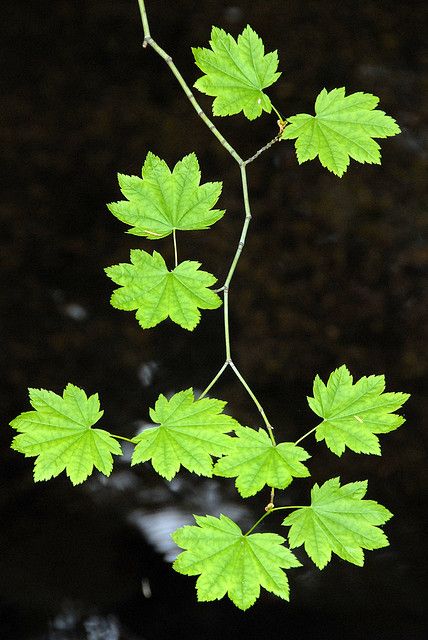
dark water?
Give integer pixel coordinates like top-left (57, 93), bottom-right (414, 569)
top-left (1, 1), bottom-right (427, 638)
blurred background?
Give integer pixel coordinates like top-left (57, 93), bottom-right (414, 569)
top-left (1, 0), bottom-right (427, 638)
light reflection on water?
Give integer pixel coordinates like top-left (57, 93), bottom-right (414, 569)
top-left (47, 602), bottom-right (126, 640)
top-left (127, 477), bottom-right (250, 563)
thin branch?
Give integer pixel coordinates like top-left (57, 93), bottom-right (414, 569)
top-left (230, 362), bottom-right (276, 445)
top-left (294, 426), bottom-right (317, 446)
top-left (223, 286), bottom-right (232, 362)
top-left (137, 0), bottom-right (275, 445)
top-left (198, 361), bottom-right (230, 400)
top-left (172, 228), bottom-right (178, 267)
top-left (138, 3), bottom-right (243, 165)
top-left (245, 133), bottom-right (282, 165)
top-left (137, 0), bottom-right (151, 37)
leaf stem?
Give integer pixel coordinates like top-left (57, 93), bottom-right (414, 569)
top-left (172, 228), bottom-right (178, 267)
top-left (198, 361), bottom-right (229, 400)
top-left (244, 505), bottom-right (307, 536)
top-left (294, 426), bottom-right (318, 446)
top-left (271, 103), bottom-right (285, 123)
top-left (110, 433), bottom-right (135, 444)
top-left (271, 505), bottom-right (308, 512)
top-left (230, 362), bottom-right (276, 445)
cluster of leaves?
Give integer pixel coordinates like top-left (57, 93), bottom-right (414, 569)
top-left (8, 20), bottom-right (407, 611)
top-left (10, 367), bottom-right (409, 608)
top-left (106, 152), bottom-right (224, 331)
top-left (194, 25), bottom-right (399, 175)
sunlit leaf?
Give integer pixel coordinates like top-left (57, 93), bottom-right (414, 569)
top-left (214, 425), bottom-right (310, 497)
top-left (307, 365), bottom-right (409, 456)
top-left (282, 88), bottom-right (400, 175)
top-left (193, 25), bottom-right (281, 120)
top-left (105, 250), bottom-right (221, 331)
top-left (108, 152), bottom-right (224, 239)
top-left (173, 513), bottom-right (300, 610)
top-left (10, 385), bottom-right (121, 485)
top-left (282, 478), bottom-right (392, 568)
top-left (131, 389), bottom-right (237, 479)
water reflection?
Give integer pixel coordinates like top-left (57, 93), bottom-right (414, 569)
top-left (127, 477), bottom-right (249, 562)
top-left (47, 601), bottom-right (132, 640)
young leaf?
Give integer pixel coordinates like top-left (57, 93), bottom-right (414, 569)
top-left (10, 384), bottom-right (122, 485)
top-left (308, 365), bottom-right (409, 456)
top-left (193, 25), bottom-right (281, 120)
top-left (172, 514), bottom-right (301, 610)
top-left (108, 152), bottom-right (224, 239)
top-left (105, 250), bottom-right (222, 331)
top-left (282, 88), bottom-right (400, 176)
top-left (282, 478), bottom-right (392, 569)
top-left (213, 425), bottom-right (310, 497)
top-left (131, 389), bottom-right (237, 480)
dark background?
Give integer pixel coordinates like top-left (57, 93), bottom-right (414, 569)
top-left (1, 1), bottom-right (427, 638)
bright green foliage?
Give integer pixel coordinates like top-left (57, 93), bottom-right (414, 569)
top-left (172, 514), bottom-right (301, 610)
top-left (308, 365), bottom-right (409, 456)
top-left (282, 478), bottom-right (392, 569)
top-left (282, 88), bottom-right (400, 176)
top-left (105, 250), bottom-right (221, 331)
top-left (131, 389), bottom-right (237, 480)
top-left (214, 425), bottom-right (310, 497)
top-left (108, 152), bottom-right (224, 239)
top-left (10, 385), bottom-right (121, 485)
top-left (193, 25), bottom-right (281, 120)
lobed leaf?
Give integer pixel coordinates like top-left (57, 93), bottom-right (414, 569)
top-left (105, 250), bottom-right (222, 331)
top-left (108, 152), bottom-right (224, 238)
top-left (173, 513), bottom-right (301, 610)
top-left (193, 25), bottom-right (281, 120)
top-left (214, 425), bottom-right (310, 497)
top-left (131, 389), bottom-right (238, 480)
top-left (282, 478), bottom-right (392, 569)
top-left (10, 384), bottom-right (121, 485)
top-left (282, 88), bottom-right (400, 176)
top-left (307, 364), bottom-right (409, 456)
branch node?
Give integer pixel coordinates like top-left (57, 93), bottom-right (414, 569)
top-left (143, 35), bottom-right (152, 48)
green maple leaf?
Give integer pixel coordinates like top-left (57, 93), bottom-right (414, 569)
top-left (282, 478), bottom-right (392, 569)
top-left (193, 25), bottom-right (281, 120)
top-left (105, 250), bottom-right (222, 331)
top-left (131, 389), bottom-right (237, 480)
top-left (172, 513), bottom-right (301, 610)
top-left (10, 384), bottom-right (122, 485)
top-left (308, 365), bottom-right (409, 456)
top-left (108, 152), bottom-right (224, 239)
top-left (213, 425), bottom-right (310, 497)
top-left (282, 88), bottom-right (400, 176)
